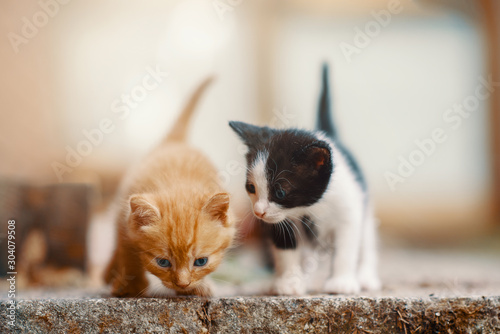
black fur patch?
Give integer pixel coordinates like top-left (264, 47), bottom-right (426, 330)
top-left (264, 130), bottom-right (333, 208)
top-left (263, 220), bottom-right (297, 250)
top-left (301, 215), bottom-right (318, 242)
top-left (228, 121), bottom-right (276, 166)
top-left (335, 140), bottom-right (367, 191)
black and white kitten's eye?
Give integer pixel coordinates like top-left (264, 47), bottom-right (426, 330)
top-left (245, 183), bottom-right (256, 194)
top-left (275, 188), bottom-right (286, 199)
top-left (194, 257), bottom-right (208, 267)
top-left (156, 258), bottom-right (171, 268)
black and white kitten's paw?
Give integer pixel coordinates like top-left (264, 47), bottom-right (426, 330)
top-left (271, 275), bottom-right (306, 296)
top-left (358, 271), bottom-right (381, 291)
top-left (324, 275), bottom-right (360, 294)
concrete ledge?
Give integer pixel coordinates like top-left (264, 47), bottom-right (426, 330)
top-left (2, 296), bottom-right (499, 333)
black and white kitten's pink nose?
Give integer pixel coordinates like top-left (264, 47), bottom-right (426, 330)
top-left (254, 210), bottom-right (266, 219)
top-left (254, 207), bottom-right (267, 219)
top-left (254, 200), bottom-right (269, 219)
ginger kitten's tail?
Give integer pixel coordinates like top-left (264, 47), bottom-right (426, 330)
top-left (165, 77), bottom-right (214, 142)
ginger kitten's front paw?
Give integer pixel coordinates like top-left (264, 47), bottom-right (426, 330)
top-left (110, 277), bottom-right (148, 297)
top-left (271, 275), bottom-right (306, 296)
top-left (324, 275), bottom-right (360, 295)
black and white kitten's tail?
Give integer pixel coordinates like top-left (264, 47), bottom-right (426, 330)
top-left (317, 64), bottom-right (337, 139)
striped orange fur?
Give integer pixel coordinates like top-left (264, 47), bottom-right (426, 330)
top-left (105, 78), bottom-right (235, 297)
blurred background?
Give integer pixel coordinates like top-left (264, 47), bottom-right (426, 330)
top-left (0, 0), bottom-right (499, 293)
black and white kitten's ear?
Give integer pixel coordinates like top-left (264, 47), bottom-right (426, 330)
top-left (228, 121), bottom-right (274, 148)
top-left (129, 194), bottom-right (161, 230)
top-left (294, 142), bottom-right (332, 172)
top-left (203, 192), bottom-right (230, 226)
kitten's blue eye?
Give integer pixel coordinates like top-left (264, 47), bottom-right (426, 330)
top-left (246, 183), bottom-right (256, 194)
top-left (275, 188), bottom-right (286, 199)
top-left (156, 258), bottom-right (171, 268)
top-left (194, 257), bottom-right (208, 267)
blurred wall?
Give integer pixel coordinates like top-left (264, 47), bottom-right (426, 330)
top-left (0, 1), bottom-right (61, 182)
top-left (269, 9), bottom-right (491, 236)
top-left (0, 0), bottom-right (257, 201)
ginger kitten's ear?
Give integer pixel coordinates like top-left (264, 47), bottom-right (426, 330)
top-left (203, 193), bottom-right (230, 226)
top-left (129, 194), bottom-right (161, 229)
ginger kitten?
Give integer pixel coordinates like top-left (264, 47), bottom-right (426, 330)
top-left (105, 78), bottom-right (235, 297)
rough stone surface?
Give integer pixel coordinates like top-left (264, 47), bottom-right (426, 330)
top-left (2, 296), bottom-right (500, 333)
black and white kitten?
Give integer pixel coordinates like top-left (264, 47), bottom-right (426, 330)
top-left (229, 65), bottom-right (380, 295)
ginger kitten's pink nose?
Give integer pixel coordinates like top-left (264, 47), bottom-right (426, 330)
top-left (176, 282), bottom-right (190, 289)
